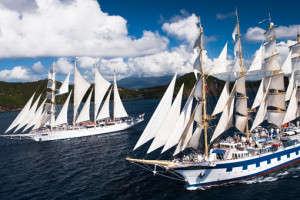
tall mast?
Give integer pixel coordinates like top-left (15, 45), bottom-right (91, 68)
top-left (198, 17), bottom-right (208, 157)
top-left (235, 8), bottom-right (249, 138)
top-left (73, 57), bottom-right (77, 125)
top-left (49, 63), bottom-right (56, 130)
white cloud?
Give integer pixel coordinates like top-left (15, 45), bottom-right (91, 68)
top-left (55, 57), bottom-right (74, 75)
top-left (0, 66), bottom-right (34, 81)
top-left (32, 61), bottom-right (45, 73)
top-left (162, 14), bottom-right (198, 43)
top-left (0, 0), bottom-right (38, 12)
top-left (245, 25), bottom-right (300, 42)
top-left (77, 57), bottom-right (100, 69)
top-left (0, 0), bottom-right (169, 58)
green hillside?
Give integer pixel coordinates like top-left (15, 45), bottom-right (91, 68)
top-left (0, 73), bottom-right (267, 112)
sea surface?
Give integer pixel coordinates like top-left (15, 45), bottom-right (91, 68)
top-left (0, 99), bottom-right (300, 200)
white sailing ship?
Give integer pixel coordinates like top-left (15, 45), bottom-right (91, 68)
top-left (3, 58), bottom-right (144, 141)
top-left (127, 11), bottom-right (300, 189)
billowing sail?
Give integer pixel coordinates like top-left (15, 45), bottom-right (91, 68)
top-left (188, 125), bottom-right (203, 150)
top-left (113, 73), bottom-right (128, 119)
top-left (248, 46), bottom-right (263, 73)
top-left (76, 89), bottom-right (93, 124)
top-left (267, 111), bottom-right (286, 128)
top-left (281, 51), bottom-right (292, 74)
top-left (55, 91), bottom-right (72, 126)
top-left (73, 66), bottom-right (91, 123)
top-left (94, 68), bottom-right (111, 121)
top-left (283, 82), bottom-right (298, 124)
top-left (147, 84), bottom-right (184, 154)
top-left (193, 52), bottom-right (202, 74)
top-left (134, 73), bottom-right (177, 150)
top-left (23, 99), bottom-right (46, 132)
top-left (252, 77), bottom-right (265, 109)
top-left (97, 88), bottom-right (112, 120)
top-left (264, 39), bottom-right (277, 58)
top-left (210, 42), bottom-right (228, 75)
top-left (212, 76), bottom-right (230, 116)
top-left (57, 73), bottom-right (70, 95)
top-left (250, 79), bottom-right (271, 132)
top-left (161, 87), bottom-right (194, 153)
top-left (285, 71), bottom-right (295, 101)
top-left (264, 53), bottom-right (281, 72)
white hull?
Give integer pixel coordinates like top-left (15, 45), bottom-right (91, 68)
top-left (173, 143), bottom-right (300, 189)
top-left (16, 119), bottom-right (143, 141)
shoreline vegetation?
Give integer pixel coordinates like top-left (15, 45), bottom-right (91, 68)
top-left (0, 72), bottom-right (266, 112)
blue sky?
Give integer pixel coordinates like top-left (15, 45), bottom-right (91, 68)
top-left (0, 0), bottom-right (299, 82)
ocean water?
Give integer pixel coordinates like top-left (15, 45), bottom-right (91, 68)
top-left (0, 99), bottom-right (300, 200)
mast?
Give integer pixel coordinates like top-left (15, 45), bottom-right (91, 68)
top-left (73, 57), bottom-right (77, 125)
top-left (198, 17), bottom-right (208, 157)
top-left (235, 8), bottom-right (249, 138)
top-left (49, 63), bottom-right (56, 130)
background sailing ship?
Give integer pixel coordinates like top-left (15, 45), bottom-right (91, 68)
top-left (127, 11), bottom-right (300, 190)
top-left (2, 58), bottom-right (144, 141)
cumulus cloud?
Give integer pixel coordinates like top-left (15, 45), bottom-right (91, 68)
top-left (162, 13), bottom-right (198, 44)
top-left (0, 0), bottom-right (169, 58)
top-left (55, 58), bottom-right (74, 75)
top-left (32, 61), bottom-right (45, 73)
top-left (245, 25), bottom-right (300, 42)
top-left (0, 66), bottom-right (36, 81)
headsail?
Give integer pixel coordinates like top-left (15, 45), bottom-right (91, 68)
top-left (113, 72), bottom-right (128, 119)
top-left (55, 91), bottom-right (72, 126)
top-left (56, 73), bottom-right (70, 95)
top-left (76, 89), bottom-right (93, 124)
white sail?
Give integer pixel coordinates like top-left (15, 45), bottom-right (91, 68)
top-left (76, 89), bottom-right (93, 124)
top-left (250, 79), bottom-right (271, 132)
top-left (233, 57), bottom-right (242, 72)
top-left (248, 46), bottom-right (263, 73)
top-left (235, 76), bottom-right (246, 95)
top-left (47, 80), bottom-right (55, 91)
top-left (193, 33), bottom-right (202, 49)
top-left (293, 57), bottom-right (300, 71)
top-left (234, 37), bottom-right (240, 53)
top-left (291, 43), bottom-right (300, 56)
top-left (265, 73), bottom-right (285, 91)
top-left (113, 73), bottom-right (128, 119)
top-left (282, 51), bottom-right (292, 74)
top-left (267, 93), bottom-right (286, 110)
top-left (210, 96), bottom-right (234, 142)
top-left (162, 88), bottom-right (194, 153)
top-left (173, 117), bottom-right (194, 156)
top-left (188, 125), bottom-right (203, 150)
top-left (264, 53), bottom-right (281, 72)
top-left (264, 39), bottom-right (277, 58)
top-left (210, 42), bottom-right (228, 75)
top-left (236, 97), bottom-right (248, 116)
top-left (55, 91), bottom-right (72, 126)
top-left (97, 88), bottom-right (112, 120)
top-left (23, 99), bottom-right (46, 132)
top-left (232, 25), bottom-right (237, 41)
top-left (56, 73), bottom-right (70, 95)
top-left (194, 79), bottom-right (202, 100)
top-left (15, 94), bottom-right (41, 132)
top-left (212, 76), bottom-right (230, 116)
top-left (73, 66), bottom-right (91, 123)
top-left (193, 52), bottom-right (202, 74)
top-left (283, 83), bottom-right (298, 124)
top-left (147, 84), bottom-right (184, 154)
top-left (235, 115), bottom-right (248, 133)
top-left (194, 103), bottom-right (203, 124)
top-left (265, 26), bottom-right (275, 39)
top-left (94, 68), bottom-right (111, 121)
top-left (267, 111), bottom-right (286, 128)
top-left (251, 77), bottom-right (265, 109)
top-left (134, 73), bottom-right (177, 150)
top-left (5, 93), bottom-right (36, 133)
top-left (285, 71), bottom-right (295, 101)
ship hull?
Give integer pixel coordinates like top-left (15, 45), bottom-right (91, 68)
top-left (26, 120), bottom-right (143, 141)
top-left (174, 143), bottom-right (300, 189)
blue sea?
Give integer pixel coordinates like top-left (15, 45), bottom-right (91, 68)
top-left (0, 99), bottom-right (300, 200)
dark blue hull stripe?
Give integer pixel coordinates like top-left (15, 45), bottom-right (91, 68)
top-left (186, 155), bottom-right (300, 187)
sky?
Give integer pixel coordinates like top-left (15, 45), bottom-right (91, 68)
top-left (0, 0), bottom-right (299, 83)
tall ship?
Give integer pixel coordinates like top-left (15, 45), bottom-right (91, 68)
top-left (127, 11), bottom-right (300, 190)
top-left (3, 58), bottom-right (144, 141)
